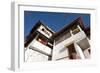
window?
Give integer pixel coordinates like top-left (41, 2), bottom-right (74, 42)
top-left (37, 35), bottom-right (48, 45)
top-left (72, 28), bottom-right (80, 34)
top-left (38, 25), bottom-right (52, 38)
top-left (38, 38), bottom-right (48, 45)
top-left (41, 28), bottom-right (50, 36)
top-left (36, 35), bottom-right (53, 48)
top-left (71, 25), bottom-right (80, 35)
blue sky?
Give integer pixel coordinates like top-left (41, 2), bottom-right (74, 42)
top-left (24, 11), bottom-right (90, 38)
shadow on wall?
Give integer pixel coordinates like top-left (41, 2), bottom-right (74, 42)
top-left (59, 47), bottom-right (67, 53)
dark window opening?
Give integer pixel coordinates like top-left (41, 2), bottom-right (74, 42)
top-left (36, 35), bottom-right (53, 48)
top-left (88, 49), bottom-right (90, 54)
top-left (66, 43), bottom-right (81, 59)
top-left (71, 25), bottom-right (80, 35)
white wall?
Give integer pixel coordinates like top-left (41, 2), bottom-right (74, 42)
top-left (25, 48), bottom-right (48, 62)
top-left (25, 39), bottom-right (51, 62)
top-left (52, 45), bottom-right (69, 60)
top-left (0, 0), bottom-right (100, 73)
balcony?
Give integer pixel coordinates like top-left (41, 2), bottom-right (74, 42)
top-left (54, 31), bottom-right (87, 52)
top-left (30, 40), bottom-right (52, 56)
